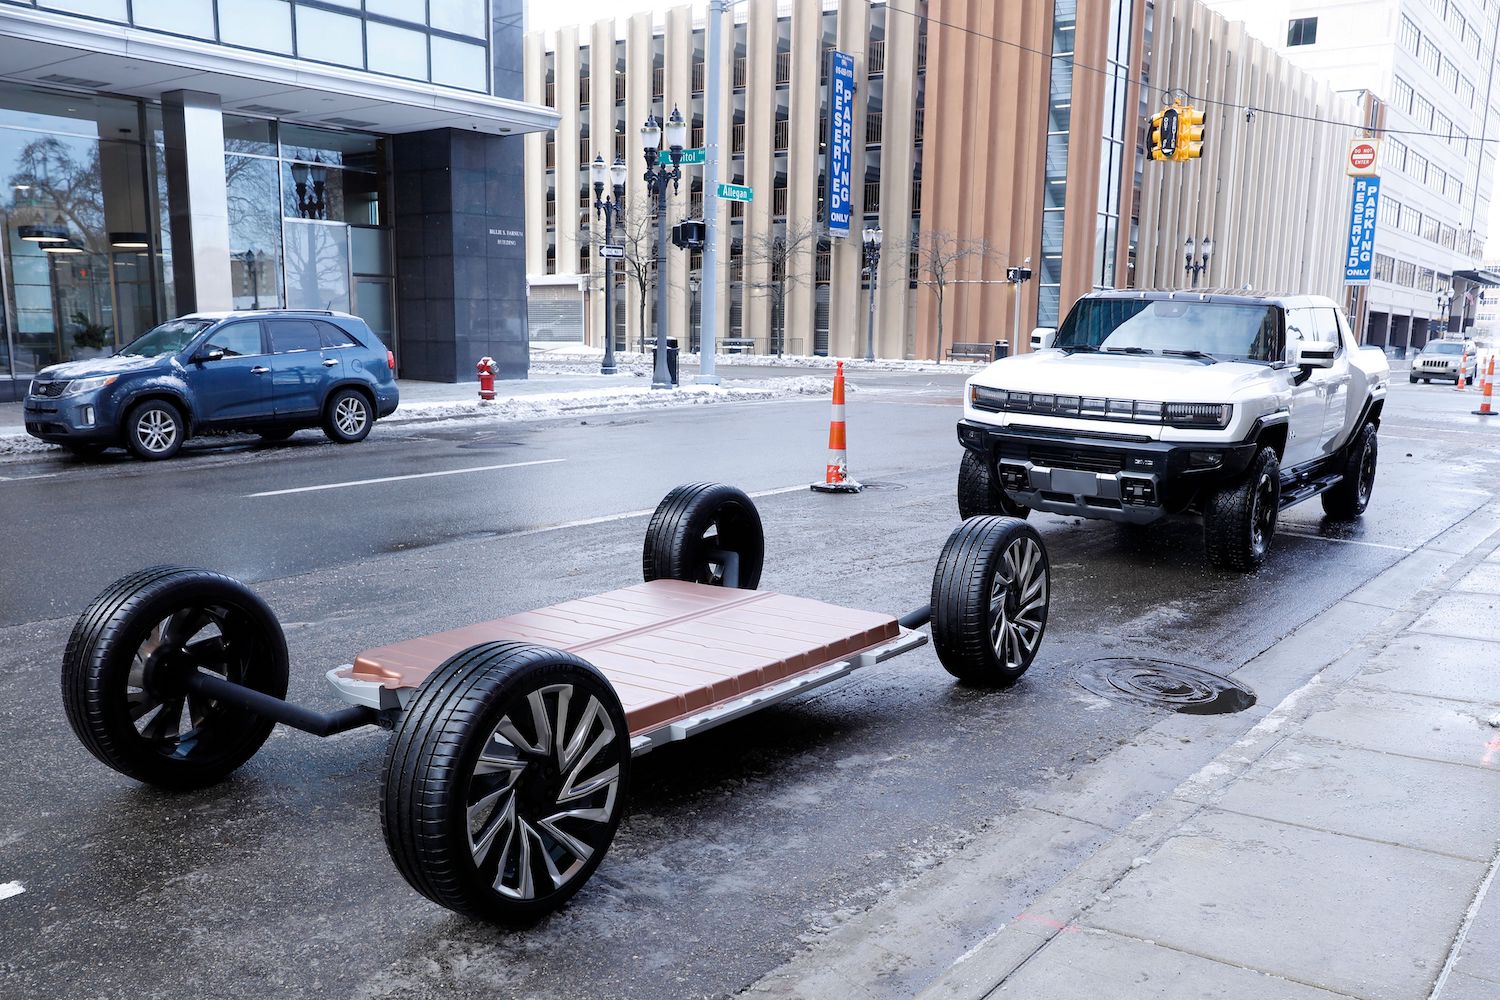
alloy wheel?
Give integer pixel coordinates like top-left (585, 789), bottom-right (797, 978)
top-left (1251, 471), bottom-right (1277, 554)
top-left (988, 536), bottom-right (1048, 671)
top-left (136, 409), bottom-right (177, 454)
top-left (334, 396), bottom-right (368, 437)
top-left (127, 605), bottom-right (253, 760)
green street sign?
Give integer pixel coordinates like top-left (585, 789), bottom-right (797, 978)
top-left (659, 147), bottom-right (706, 165)
top-left (716, 182), bottom-right (753, 203)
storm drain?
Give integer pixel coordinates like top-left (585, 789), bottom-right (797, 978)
top-left (1076, 658), bottom-right (1256, 715)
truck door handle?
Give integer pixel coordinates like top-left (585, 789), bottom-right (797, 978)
top-left (250, 366), bottom-right (270, 375)
top-left (322, 359), bottom-right (338, 367)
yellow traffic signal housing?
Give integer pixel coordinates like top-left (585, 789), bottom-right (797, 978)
top-left (1176, 106), bottom-right (1206, 160)
top-left (1148, 110), bottom-right (1165, 161)
top-left (1151, 107), bottom-right (1179, 161)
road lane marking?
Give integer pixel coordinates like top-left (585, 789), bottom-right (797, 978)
top-left (245, 459), bottom-right (566, 497)
top-left (493, 483), bottom-right (816, 540)
top-left (1278, 530), bottom-right (1414, 553)
top-left (0, 881), bottom-right (23, 901)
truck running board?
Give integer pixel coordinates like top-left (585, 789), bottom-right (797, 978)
top-left (1278, 471), bottom-right (1342, 510)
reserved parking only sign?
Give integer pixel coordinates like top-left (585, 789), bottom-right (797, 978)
top-left (1344, 175), bottom-right (1381, 284)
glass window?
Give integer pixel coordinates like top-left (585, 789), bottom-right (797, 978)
top-left (283, 220), bottom-right (351, 312)
top-left (132, 0), bottom-right (215, 38)
top-left (282, 162), bottom-right (346, 222)
top-left (1287, 16), bottom-right (1317, 46)
top-left (269, 319), bottom-right (322, 353)
top-left (226, 155), bottom-right (285, 309)
top-left (367, 21), bottom-right (429, 81)
top-left (367, 0), bottom-right (426, 23)
top-left (431, 1), bottom-right (488, 37)
top-left (203, 321), bottom-right (264, 358)
top-left (1284, 308), bottom-right (1313, 346)
top-left (220, 0), bottom-right (294, 54)
top-left (1312, 309), bottom-right (1343, 347)
top-left (119, 319), bottom-right (213, 358)
top-left (40, 0), bottom-right (128, 20)
top-left (317, 320), bottom-right (360, 348)
top-left (223, 115), bottom-right (277, 157)
top-left (1055, 299), bottom-right (1281, 362)
top-left (295, 6), bottom-right (364, 68)
top-left (1399, 14), bottom-right (1419, 52)
top-left (279, 124), bottom-right (380, 169)
top-left (430, 36), bottom-right (489, 91)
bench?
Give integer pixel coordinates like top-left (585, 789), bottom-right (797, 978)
top-left (947, 341), bottom-right (1001, 361)
top-left (720, 338), bottom-right (756, 354)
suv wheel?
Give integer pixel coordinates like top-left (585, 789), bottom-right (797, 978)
top-left (124, 400), bottom-right (185, 461)
top-left (323, 388), bottom-right (372, 444)
top-left (1321, 424), bottom-right (1377, 520)
top-left (1204, 447), bottom-right (1280, 572)
top-left (958, 451), bottom-right (1029, 520)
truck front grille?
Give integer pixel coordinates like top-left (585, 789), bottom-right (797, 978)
top-left (1029, 445), bottom-right (1125, 474)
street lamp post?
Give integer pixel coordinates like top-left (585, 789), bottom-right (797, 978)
top-left (591, 152), bottom-right (628, 375)
top-left (689, 273), bottom-right (701, 352)
top-left (642, 107), bottom-right (688, 390)
top-left (1437, 284), bottom-right (1455, 336)
top-left (1184, 236), bottom-right (1214, 288)
top-left (862, 226), bottom-right (882, 362)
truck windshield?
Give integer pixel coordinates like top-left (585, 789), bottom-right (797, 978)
top-left (118, 319), bottom-right (214, 358)
top-left (1054, 299), bottom-right (1281, 362)
top-left (1423, 342), bottom-right (1464, 355)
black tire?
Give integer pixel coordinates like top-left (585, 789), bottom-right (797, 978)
top-left (322, 388), bottom-right (373, 444)
top-left (930, 516), bottom-right (1050, 686)
top-left (61, 566), bottom-right (289, 789)
top-left (63, 443), bottom-right (107, 460)
top-left (1408, 375), bottom-right (1417, 384)
top-left (643, 482), bottom-right (764, 589)
top-left (1204, 447), bottom-right (1281, 572)
top-left (257, 428), bottom-right (295, 442)
top-left (381, 642), bottom-right (631, 923)
top-left (1322, 423), bottom-right (1378, 520)
top-left (124, 398), bottom-right (185, 460)
top-left (957, 450), bottom-right (1030, 520)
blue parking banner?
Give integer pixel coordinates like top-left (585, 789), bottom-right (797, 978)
top-left (1343, 176), bottom-right (1380, 284)
top-left (826, 51), bottom-right (855, 238)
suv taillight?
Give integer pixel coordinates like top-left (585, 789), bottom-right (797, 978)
top-left (387, 350), bottom-right (396, 371)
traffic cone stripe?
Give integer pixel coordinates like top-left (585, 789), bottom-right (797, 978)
top-left (1476, 356), bottom-right (1496, 416)
top-left (811, 361), bottom-right (863, 493)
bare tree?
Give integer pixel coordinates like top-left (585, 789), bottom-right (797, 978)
top-left (580, 197), bottom-right (658, 352)
top-left (907, 229), bottom-right (994, 363)
top-left (743, 218), bottom-right (821, 356)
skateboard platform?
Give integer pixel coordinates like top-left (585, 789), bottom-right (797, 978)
top-left (348, 580), bottom-right (901, 735)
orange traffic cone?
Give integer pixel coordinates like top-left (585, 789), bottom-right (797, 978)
top-left (1475, 356), bottom-right (1496, 417)
top-left (810, 361), bottom-right (863, 493)
top-left (1456, 347), bottom-right (1469, 390)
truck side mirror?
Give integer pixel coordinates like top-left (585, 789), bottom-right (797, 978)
top-left (1290, 342), bottom-right (1335, 370)
top-left (1030, 327), bottom-right (1056, 351)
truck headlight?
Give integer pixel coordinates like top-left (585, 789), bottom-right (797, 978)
top-left (62, 375), bottom-right (118, 395)
top-left (1164, 402), bottom-right (1231, 428)
top-left (970, 385), bottom-right (1008, 411)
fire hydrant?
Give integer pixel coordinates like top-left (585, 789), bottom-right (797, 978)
top-left (476, 356), bottom-right (496, 401)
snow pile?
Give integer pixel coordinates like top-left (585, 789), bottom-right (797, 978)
top-left (0, 434), bottom-right (64, 460)
top-left (529, 343), bottom-right (980, 373)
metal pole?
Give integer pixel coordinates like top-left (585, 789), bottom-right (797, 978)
top-left (864, 249), bottom-right (877, 362)
top-left (1011, 277), bottom-right (1021, 354)
top-left (697, 0), bottom-right (724, 384)
top-left (602, 247), bottom-right (617, 374)
top-left (652, 177), bottom-right (672, 388)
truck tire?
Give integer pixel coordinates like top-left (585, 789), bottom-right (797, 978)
top-left (1321, 423), bottom-right (1378, 520)
top-left (61, 566), bottom-right (289, 789)
top-left (957, 451), bottom-right (1029, 520)
top-left (931, 516), bottom-right (1049, 686)
top-left (1204, 447), bottom-right (1281, 572)
top-left (381, 641), bottom-right (630, 923)
top-left (643, 482), bottom-right (763, 589)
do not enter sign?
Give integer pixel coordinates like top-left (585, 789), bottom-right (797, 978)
top-left (1347, 138), bottom-right (1380, 177)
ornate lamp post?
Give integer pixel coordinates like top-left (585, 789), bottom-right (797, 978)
top-left (1184, 236), bottom-right (1213, 288)
top-left (642, 107), bottom-right (687, 389)
top-left (862, 226), bottom-right (882, 362)
top-left (1436, 284), bottom-right (1454, 336)
top-left (689, 272), bottom-right (701, 353)
top-left (291, 157), bottom-right (329, 220)
top-left (591, 152), bottom-right (628, 375)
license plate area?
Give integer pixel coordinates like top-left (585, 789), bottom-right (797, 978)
top-left (1050, 468), bottom-right (1099, 496)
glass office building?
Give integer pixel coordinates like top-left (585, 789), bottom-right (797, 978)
top-left (0, 0), bottom-right (553, 400)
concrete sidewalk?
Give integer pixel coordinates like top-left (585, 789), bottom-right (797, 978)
top-left (926, 515), bottom-right (1500, 999)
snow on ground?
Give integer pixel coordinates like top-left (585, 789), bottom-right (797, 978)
top-left (528, 343), bottom-right (985, 374)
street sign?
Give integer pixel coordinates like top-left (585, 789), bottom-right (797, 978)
top-left (600, 244), bottom-right (625, 259)
top-left (659, 148), bottom-right (706, 165)
top-left (716, 182), bottom-right (753, 203)
top-left (826, 50), bottom-right (855, 238)
top-left (1346, 138), bottom-right (1380, 177)
top-left (1343, 176), bottom-right (1381, 284)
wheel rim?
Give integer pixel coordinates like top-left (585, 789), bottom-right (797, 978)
top-left (988, 535), bottom-right (1047, 670)
top-left (466, 683), bottom-right (622, 900)
top-left (136, 408), bottom-right (177, 453)
top-left (696, 502), bottom-right (753, 585)
top-left (334, 396), bottom-right (368, 436)
top-left (126, 604), bottom-right (263, 759)
top-left (1251, 471), bottom-right (1277, 554)
top-left (1357, 440), bottom-right (1375, 505)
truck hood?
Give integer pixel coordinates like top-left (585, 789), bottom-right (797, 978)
top-left (35, 353), bottom-right (173, 380)
top-left (967, 350), bottom-right (1277, 401)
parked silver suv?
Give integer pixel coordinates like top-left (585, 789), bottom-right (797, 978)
top-left (1410, 338), bottom-right (1478, 384)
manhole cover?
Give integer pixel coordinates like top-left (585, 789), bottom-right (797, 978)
top-left (1076, 658), bottom-right (1256, 715)
top-left (859, 481), bottom-right (907, 491)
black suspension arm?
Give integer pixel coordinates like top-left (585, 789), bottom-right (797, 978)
top-left (899, 605), bottom-right (931, 629)
top-left (186, 670), bottom-right (379, 737)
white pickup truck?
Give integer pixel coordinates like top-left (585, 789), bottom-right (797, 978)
top-left (956, 290), bottom-right (1391, 570)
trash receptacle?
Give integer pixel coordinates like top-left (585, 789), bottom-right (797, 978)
top-left (993, 341), bottom-right (1010, 361)
top-left (653, 338), bottom-right (680, 385)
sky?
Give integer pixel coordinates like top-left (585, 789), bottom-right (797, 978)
top-left (525, 0), bottom-right (1500, 262)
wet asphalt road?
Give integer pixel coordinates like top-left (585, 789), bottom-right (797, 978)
top-left (1, 371), bottom-right (1496, 999)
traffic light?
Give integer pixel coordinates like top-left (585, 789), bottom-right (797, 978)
top-left (1151, 107), bottom-right (1179, 161)
top-left (1176, 106), bottom-right (1206, 160)
top-left (672, 218), bottom-right (706, 250)
top-left (1147, 110), bottom-right (1162, 161)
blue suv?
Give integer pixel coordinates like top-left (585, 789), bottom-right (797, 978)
top-left (24, 310), bottom-right (399, 460)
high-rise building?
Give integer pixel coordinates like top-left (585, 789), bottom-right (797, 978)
top-left (1200, 0), bottom-right (1500, 349)
top-left (0, 0), bottom-right (554, 401)
top-left (527, 0), bottom-right (1364, 360)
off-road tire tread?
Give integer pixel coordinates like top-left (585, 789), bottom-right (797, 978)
top-left (1204, 447), bottom-right (1280, 572)
top-left (1321, 423), bottom-right (1377, 520)
top-left (642, 482), bottom-right (763, 589)
top-left (957, 451), bottom-right (1029, 520)
top-left (930, 516), bottom-right (1047, 685)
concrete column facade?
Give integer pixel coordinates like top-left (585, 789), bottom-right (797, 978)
top-left (783, 0), bottom-right (821, 353)
top-left (828, 0), bottom-right (870, 359)
top-left (160, 90), bottom-right (232, 313)
top-left (743, 0), bottom-right (777, 352)
top-left (625, 12), bottom-right (656, 352)
top-left (553, 26), bottom-right (581, 279)
top-left (585, 18), bottom-right (618, 351)
top-left (664, 5), bottom-right (692, 352)
top-left (523, 32), bottom-right (547, 280)
top-left (874, 3), bottom-right (918, 360)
